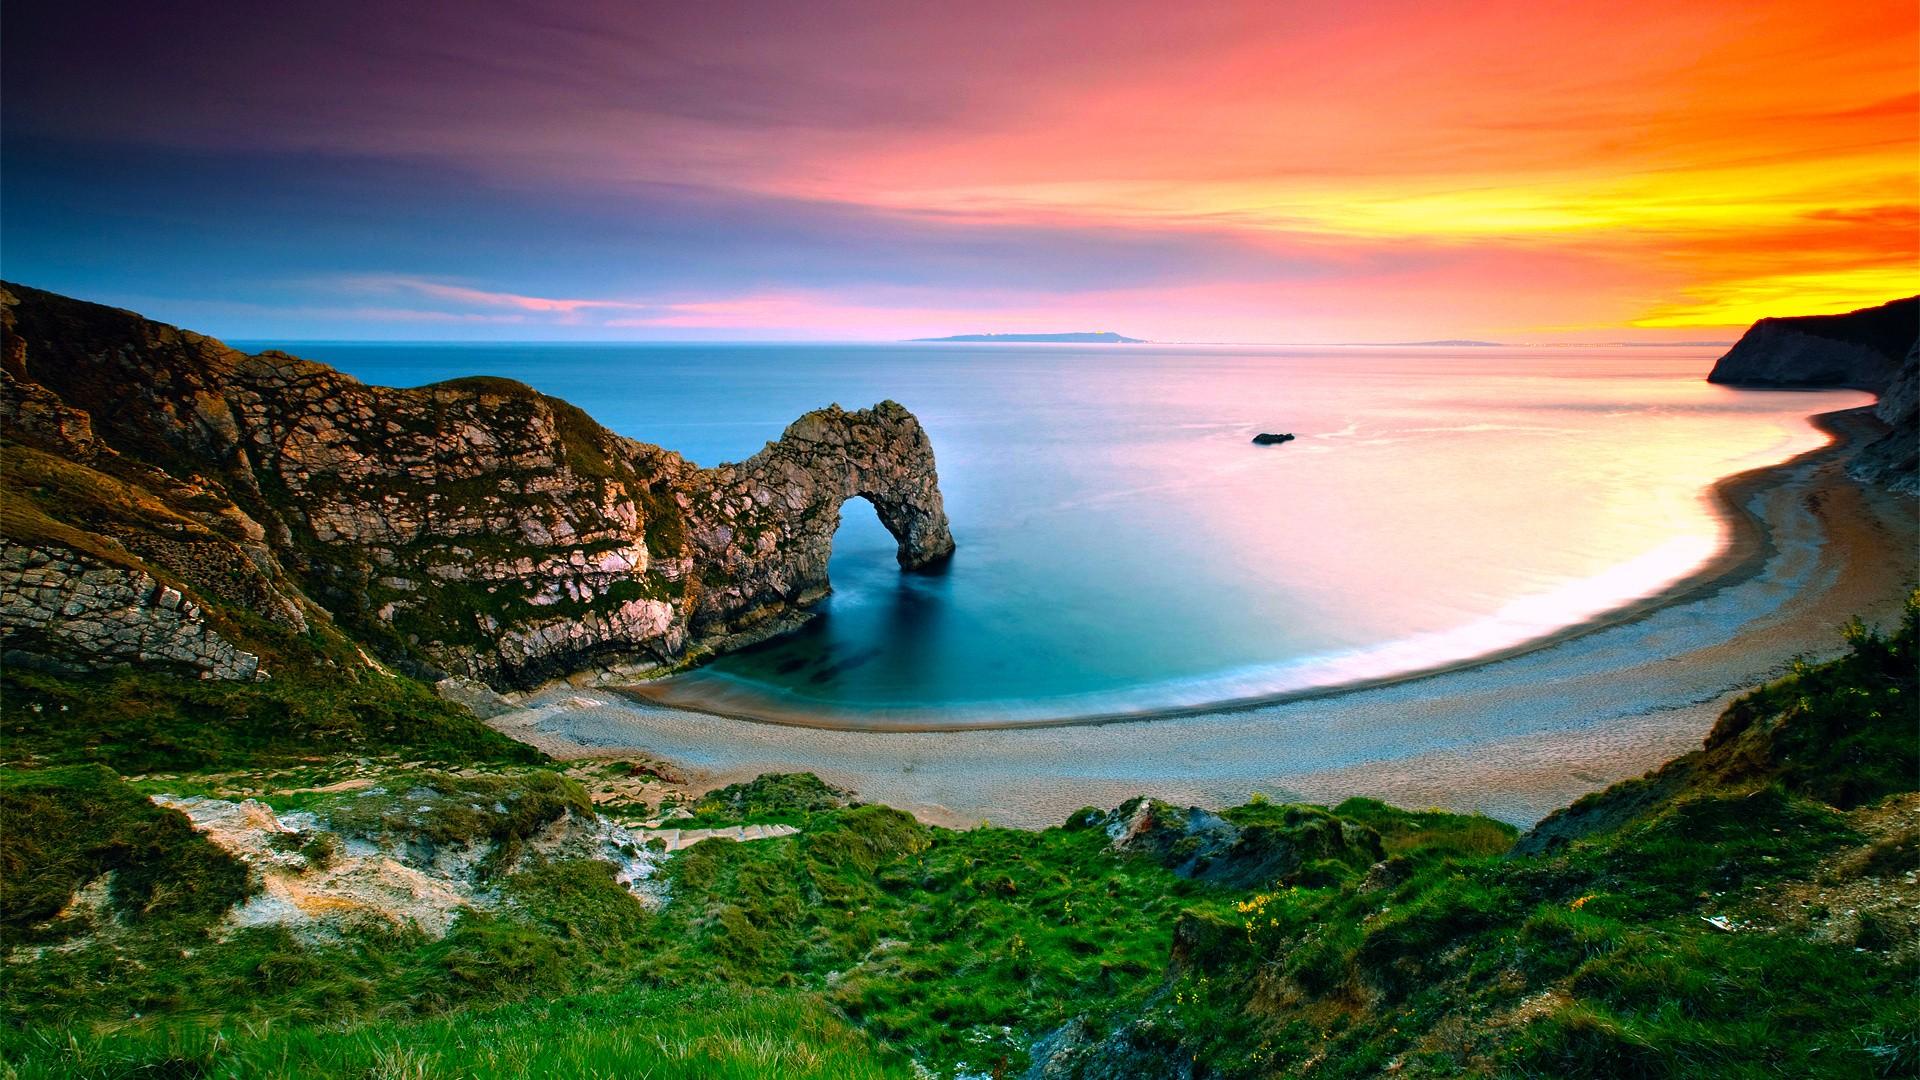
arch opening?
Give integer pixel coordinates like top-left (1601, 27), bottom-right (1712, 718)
top-left (829, 494), bottom-right (901, 575)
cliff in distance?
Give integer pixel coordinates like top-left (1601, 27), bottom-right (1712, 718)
top-left (1706, 295), bottom-right (1916, 391)
top-left (0, 283), bottom-right (954, 691)
top-left (1708, 296), bottom-right (1917, 494)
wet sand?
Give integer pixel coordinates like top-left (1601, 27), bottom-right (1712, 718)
top-left (488, 407), bottom-right (1916, 828)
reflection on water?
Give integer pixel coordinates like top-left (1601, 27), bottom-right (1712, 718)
top-left (283, 340), bottom-right (1872, 725)
top-left (745, 520), bottom-right (954, 697)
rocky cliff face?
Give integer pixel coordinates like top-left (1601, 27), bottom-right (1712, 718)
top-left (1851, 342), bottom-right (1919, 494)
top-left (1706, 296), bottom-right (1916, 391)
top-left (1707, 296), bottom-right (1917, 493)
top-left (0, 542), bottom-right (267, 681)
top-left (0, 283), bottom-right (954, 689)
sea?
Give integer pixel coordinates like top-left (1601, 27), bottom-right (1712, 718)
top-left (252, 340), bottom-right (1871, 727)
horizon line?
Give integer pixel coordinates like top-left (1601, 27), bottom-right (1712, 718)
top-left (227, 336), bottom-right (1738, 349)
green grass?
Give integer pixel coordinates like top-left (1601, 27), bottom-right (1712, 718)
top-left (0, 768), bottom-right (647, 1032)
top-left (3, 601), bottom-right (1913, 1078)
top-left (1330, 796), bottom-right (1520, 858)
top-left (668, 771), bottom-right (853, 828)
top-left (313, 769), bottom-right (593, 864)
top-left (0, 773), bottom-right (1213, 1077)
top-left (1138, 597), bottom-right (1920, 1079)
top-left (1, 985), bottom-right (908, 1079)
top-left (642, 799), bottom-right (1210, 1075)
top-left (1705, 611), bottom-right (1917, 810)
top-left (0, 666), bottom-right (543, 773)
top-left (0, 765), bottom-right (250, 942)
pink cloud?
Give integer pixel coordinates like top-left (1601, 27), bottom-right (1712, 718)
top-left (339, 275), bottom-right (653, 315)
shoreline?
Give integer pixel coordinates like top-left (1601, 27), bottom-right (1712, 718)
top-left (488, 404), bottom-right (1915, 829)
top-left (621, 405), bottom-right (1868, 733)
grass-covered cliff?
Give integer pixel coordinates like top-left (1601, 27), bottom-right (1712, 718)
top-left (2, 598), bottom-right (1913, 1078)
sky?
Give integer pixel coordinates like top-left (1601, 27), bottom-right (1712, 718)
top-left (3, 0), bottom-right (1916, 343)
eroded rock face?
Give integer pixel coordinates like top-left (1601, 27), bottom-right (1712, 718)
top-left (0, 541), bottom-right (265, 680)
top-left (0, 282), bottom-right (955, 688)
top-left (148, 787), bottom-right (664, 942)
top-left (1851, 342), bottom-right (1918, 494)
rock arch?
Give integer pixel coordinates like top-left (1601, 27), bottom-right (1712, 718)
top-left (0, 281), bottom-right (961, 689)
top-left (684, 401), bottom-right (956, 642)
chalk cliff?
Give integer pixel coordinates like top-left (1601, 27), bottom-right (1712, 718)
top-left (0, 283), bottom-right (954, 689)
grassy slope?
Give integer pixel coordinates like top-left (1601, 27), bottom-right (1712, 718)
top-left (0, 768), bottom-right (1205, 1078)
top-left (1150, 596), bottom-right (1919, 1079)
top-left (1, 600), bottom-right (1913, 1078)
top-left (647, 800), bottom-right (1206, 1072)
top-left (1, 666), bottom-right (543, 774)
top-left (9, 985), bottom-right (907, 1080)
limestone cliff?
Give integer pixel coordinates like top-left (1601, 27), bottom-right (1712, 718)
top-left (1707, 296), bottom-right (1917, 493)
top-left (0, 283), bottom-right (954, 689)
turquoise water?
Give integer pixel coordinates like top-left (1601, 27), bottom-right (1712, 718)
top-left (265, 341), bottom-right (1867, 724)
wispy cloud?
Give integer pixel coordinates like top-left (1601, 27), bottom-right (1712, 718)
top-left (5, 0), bottom-right (1914, 339)
top-left (337, 275), bottom-right (655, 315)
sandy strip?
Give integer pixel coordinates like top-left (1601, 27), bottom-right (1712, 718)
top-left (487, 407), bottom-right (1916, 829)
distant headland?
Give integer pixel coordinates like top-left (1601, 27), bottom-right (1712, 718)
top-left (911, 331), bottom-right (1145, 343)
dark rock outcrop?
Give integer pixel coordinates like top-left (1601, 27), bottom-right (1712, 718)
top-left (1024, 1016), bottom-right (1207, 1080)
top-left (1706, 296), bottom-right (1916, 391)
top-left (1850, 342), bottom-right (1918, 494)
top-left (0, 283), bottom-right (954, 690)
top-left (1077, 796), bottom-right (1383, 889)
top-left (1707, 296), bottom-right (1917, 493)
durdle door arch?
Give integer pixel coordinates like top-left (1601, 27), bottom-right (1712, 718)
top-left (684, 401), bottom-right (957, 640)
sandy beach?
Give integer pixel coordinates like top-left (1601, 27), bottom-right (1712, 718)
top-left (487, 406), bottom-right (1916, 829)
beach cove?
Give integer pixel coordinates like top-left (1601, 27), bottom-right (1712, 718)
top-left (293, 341), bottom-right (1871, 722)
top-left (490, 406), bottom-right (1917, 827)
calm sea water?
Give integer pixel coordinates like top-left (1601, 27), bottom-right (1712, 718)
top-left (259, 341), bottom-right (1868, 725)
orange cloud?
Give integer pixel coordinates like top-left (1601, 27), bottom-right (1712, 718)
top-left (748, 0), bottom-right (1919, 332)
top-left (55, 0), bottom-right (1904, 339)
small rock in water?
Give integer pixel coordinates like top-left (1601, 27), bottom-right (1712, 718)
top-left (1251, 432), bottom-right (1296, 445)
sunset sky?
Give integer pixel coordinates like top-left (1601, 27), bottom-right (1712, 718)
top-left (4, 0), bottom-right (1916, 342)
